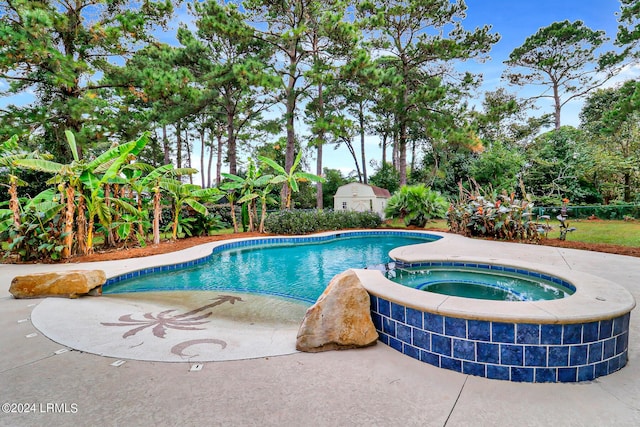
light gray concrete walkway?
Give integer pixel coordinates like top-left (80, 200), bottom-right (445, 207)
top-left (2, 232), bottom-right (640, 426)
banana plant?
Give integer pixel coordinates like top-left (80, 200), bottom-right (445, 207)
top-left (13, 131), bottom-right (85, 257)
top-left (122, 163), bottom-right (174, 245)
top-left (1, 188), bottom-right (66, 261)
top-left (0, 135), bottom-right (48, 230)
top-left (78, 132), bottom-right (150, 254)
top-left (222, 157), bottom-right (276, 232)
top-left (160, 176), bottom-right (223, 240)
top-left (258, 151), bottom-right (325, 209)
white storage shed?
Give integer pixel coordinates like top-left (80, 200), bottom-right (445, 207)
top-left (333, 183), bottom-right (392, 219)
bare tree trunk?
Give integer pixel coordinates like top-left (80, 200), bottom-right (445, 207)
top-left (344, 137), bottom-right (362, 182)
top-left (207, 130), bottom-right (215, 188)
top-left (282, 45), bottom-right (299, 208)
top-left (553, 82), bottom-right (561, 130)
top-left (216, 132), bottom-right (223, 186)
top-left (226, 99), bottom-right (237, 175)
top-left (176, 121), bottom-right (182, 174)
top-left (359, 101), bottom-right (367, 184)
top-left (381, 133), bottom-right (388, 166)
top-left (316, 79), bottom-right (325, 210)
top-left (153, 189), bottom-right (161, 245)
top-left (162, 124), bottom-right (171, 165)
top-left (200, 128), bottom-right (206, 188)
top-left (185, 128), bottom-right (193, 185)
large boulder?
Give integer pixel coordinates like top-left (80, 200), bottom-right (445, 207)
top-left (296, 269), bottom-right (378, 352)
top-left (9, 270), bottom-right (106, 299)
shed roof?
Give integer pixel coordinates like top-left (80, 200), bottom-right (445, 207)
top-left (335, 182), bottom-right (391, 198)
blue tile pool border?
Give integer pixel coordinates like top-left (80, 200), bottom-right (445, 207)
top-left (370, 292), bottom-right (630, 383)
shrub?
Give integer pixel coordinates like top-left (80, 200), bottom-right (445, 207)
top-left (384, 185), bottom-right (448, 228)
top-left (447, 182), bottom-right (541, 242)
top-left (263, 209), bottom-right (382, 235)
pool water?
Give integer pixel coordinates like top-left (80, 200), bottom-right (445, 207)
top-left (105, 234), bottom-right (438, 303)
top-left (388, 266), bottom-right (575, 301)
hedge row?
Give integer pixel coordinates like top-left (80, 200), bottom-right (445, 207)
top-left (263, 210), bottom-right (382, 235)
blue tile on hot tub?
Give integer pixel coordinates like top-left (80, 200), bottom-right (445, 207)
top-left (382, 317), bottom-right (396, 336)
top-left (413, 329), bottom-right (431, 350)
top-left (510, 367), bottom-right (534, 382)
top-left (501, 344), bottom-right (524, 366)
top-left (609, 354), bottom-right (621, 372)
top-left (588, 342), bottom-right (603, 364)
top-left (397, 323), bottom-right (412, 344)
top-left (424, 312), bottom-right (444, 334)
top-left (558, 367), bottom-right (577, 382)
top-left (453, 339), bottom-right (475, 361)
top-left (525, 346), bottom-right (547, 367)
top-left (420, 350), bottom-right (440, 367)
top-left (603, 338), bottom-right (616, 359)
top-left (599, 319), bottom-right (613, 340)
top-left (492, 322), bottom-right (515, 343)
top-left (440, 356), bottom-right (462, 373)
top-left (616, 332), bottom-right (629, 354)
top-left (535, 368), bottom-right (557, 383)
top-left (517, 324), bottom-right (540, 344)
top-left (406, 307), bottom-right (423, 328)
top-left (563, 324), bottom-right (582, 344)
top-left (404, 344), bottom-right (420, 360)
top-left (378, 299), bottom-right (391, 317)
top-left (389, 337), bottom-right (402, 352)
top-left (445, 317), bottom-right (467, 338)
top-left (578, 365), bottom-right (595, 382)
top-left (369, 295), bottom-right (378, 311)
top-left (582, 322), bottom-right (599, 343)
top-left (371, 313), bottom-right (382, 330)
top-left (468, 320), bottom-right (491, 341)
top-left (570, 345), bottom-right (588, 366)
top-left (463, 361), bottom-right (486, 377)
top-left (391, 303), bottom-right (405, 322)
top-left (540, 324), bottom-right (563, 345)
top-left (548, 346), bottom-right (569, 367)
top-left (487, 365), bottom-right (510, 380)
top-left (477, 342), bottom-right (500, 364)
top-left (595, 361), bottom-right (609, 378)
top-left (432, 334), bottom-right (452, 356)
top-left (613, 315), bottom-right (626, 335)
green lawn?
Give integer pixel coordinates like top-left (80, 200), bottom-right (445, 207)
top-left (387, 218), bottom-right (640, 248)
top-left (543, 219), bottom-right (640, 247)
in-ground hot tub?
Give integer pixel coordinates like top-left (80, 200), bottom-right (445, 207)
top-left (355, 254), bottom-right (635, 383)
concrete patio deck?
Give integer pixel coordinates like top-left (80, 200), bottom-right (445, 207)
top-left (1, 232), bottom-right (639, 426)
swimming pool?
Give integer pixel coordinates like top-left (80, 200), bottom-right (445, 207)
top-left (104, 231), bottom-right (441, 304)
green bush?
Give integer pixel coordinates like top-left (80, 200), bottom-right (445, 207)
top-left (384, 185), bottom-right (448, 228)
top-left (264, 209), bottom-right (382, 235)
top-left (447, 183), bottom-right (541, 242)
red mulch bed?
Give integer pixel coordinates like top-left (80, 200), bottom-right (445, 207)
top-left (4, 229), bottom-right (639, 264)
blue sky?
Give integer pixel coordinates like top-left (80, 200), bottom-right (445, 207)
top-left (325, 0), bottom-right (638, 175)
